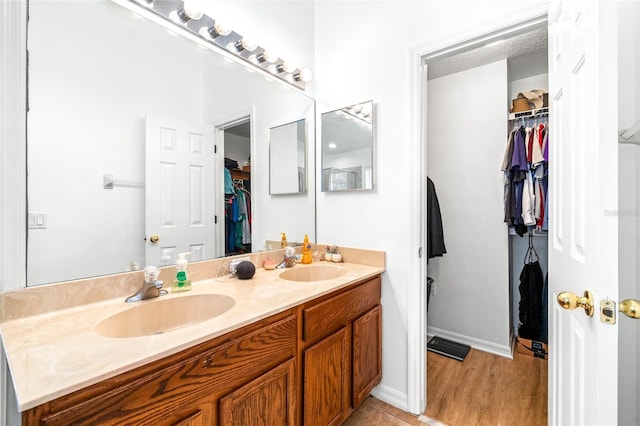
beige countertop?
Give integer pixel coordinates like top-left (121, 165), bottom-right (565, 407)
top-left (0, 253), bottom-right (384, 412)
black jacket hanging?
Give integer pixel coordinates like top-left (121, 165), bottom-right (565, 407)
top-left (518, 236), bottom-right (545, 340)
top-left (427, 177), bottom-right (446, 259)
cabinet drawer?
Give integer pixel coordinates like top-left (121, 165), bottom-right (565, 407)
top-left (303, 277), bottom-right (380, 344)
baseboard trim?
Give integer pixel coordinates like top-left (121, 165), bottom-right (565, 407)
top-left (370, 383), bottom-right (408, 412)
top-left (427, 326), bottom-right (513, 359)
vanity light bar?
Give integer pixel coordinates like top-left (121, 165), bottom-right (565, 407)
top-left (117, 0), bottom-right (311, 90)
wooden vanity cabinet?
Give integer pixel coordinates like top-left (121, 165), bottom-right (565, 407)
top-left (22, 310), bottom-right (297, 426)
top-left (21, 274), bottom-right (382, 426)
top-left (300, 276), bottom-right (382, 425)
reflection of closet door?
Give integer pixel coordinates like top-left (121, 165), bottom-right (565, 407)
top-left (547, 1), bottom-right (621, 424)
top-left (145, 114), bottom-right (216, 266)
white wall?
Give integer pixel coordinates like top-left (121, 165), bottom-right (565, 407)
top-left (314, 0), bottom-right (548, 407)
top-left (426, 60), bottom-right (511, 353)
top-left (224, 133), bottom-right (251, 167)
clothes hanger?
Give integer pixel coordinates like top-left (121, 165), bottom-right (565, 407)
top-left (524, 232), bottom-right (539, 264)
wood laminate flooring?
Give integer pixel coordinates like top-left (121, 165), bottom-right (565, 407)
top-left (345, 348), bottom-right (547, 426)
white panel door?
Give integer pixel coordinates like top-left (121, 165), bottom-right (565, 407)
top-left (145, 115), bottom-right (216, 267)
top-left (548, 1), bottom-right (619, 425)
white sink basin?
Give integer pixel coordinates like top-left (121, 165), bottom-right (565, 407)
top-left (95, 294), bottom-right (235, 338)
top-left (279, 265), bottom-right (348, 282)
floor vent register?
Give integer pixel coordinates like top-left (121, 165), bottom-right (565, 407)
top-left (427, 336), bottom-right (471, 362)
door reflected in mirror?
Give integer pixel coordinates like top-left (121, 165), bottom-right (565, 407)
top-left (321, 100), bottom-right (374, 192)
top-left (269, 119), bottom-right (307, 195)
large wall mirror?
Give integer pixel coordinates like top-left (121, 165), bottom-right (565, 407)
top-left (26, 0), bottom-right (315, 286)
top-left (269, 119), bottom-right (307, 195)
top-left (321, 100), bottom-right (374, 192)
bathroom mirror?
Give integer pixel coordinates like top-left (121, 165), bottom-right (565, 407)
top-left (321, 100), bottom-right (374, 191)
top-left (26, 0), bottom-right (315, 286)
top-left (269, 119), bottom-right (307, 195)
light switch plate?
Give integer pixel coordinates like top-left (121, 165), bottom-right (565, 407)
top-left (28, 213), bottom-right (47, 229)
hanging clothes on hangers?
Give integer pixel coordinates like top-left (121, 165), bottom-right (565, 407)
top-left (502, 114), bottom-right (549, 234)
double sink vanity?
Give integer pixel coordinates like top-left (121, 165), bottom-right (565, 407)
top-left (0, 247), bottom-right (384, 425)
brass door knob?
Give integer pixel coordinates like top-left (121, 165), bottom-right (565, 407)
top-left (149, 234), bottom-right (160, 244)
top-left (557, 290), bottom-right (594, 317)
top-left (619, 299), bottom-right (640, 319)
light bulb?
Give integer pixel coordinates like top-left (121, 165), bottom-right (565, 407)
top-left (235, 38), bottom-right (257, 52)
top-left (293, 68), bottom-right (313, 82)
top-left (200, 21), bottom-right (232, 39)
top-left (173, 1), bottom-right (203, 23)
top-left (257, 51), bottom-right (277, 64)
top-left (276, 61), bottom-right (296, 74)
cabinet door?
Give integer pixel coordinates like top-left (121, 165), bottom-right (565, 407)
top-left (352, 305), bottom-right (382, 408)
top-left (172, 409), bottom-right (206, 426)
top-left (303, 327), bottom-right (350, 426)
top-left (219, 358), bottom-right (296, 426)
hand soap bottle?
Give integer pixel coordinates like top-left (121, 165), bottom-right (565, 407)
top-left (173, 252), bottom-right (192, 292)
top-left (301, 234), bottom-right (312, 264)
top-left (281, 232), bottom-right (287, 248)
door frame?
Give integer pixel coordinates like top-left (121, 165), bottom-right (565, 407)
top-left (407, 3), bottom-right (549, 414)
top-left (213, 108), bottom-right (255, 256)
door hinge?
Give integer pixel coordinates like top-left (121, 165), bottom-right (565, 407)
top-left (418, 247), bottom-right (422, 258)
top-left (214, 215), bottom-right (218, 224)
top-left (214, 145), bottom-right (217, 154)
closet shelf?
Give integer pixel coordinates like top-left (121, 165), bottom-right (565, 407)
top-left (508, 228), bottom-right (548, 237)
top-left (509, 107), bottom-right (549, 121)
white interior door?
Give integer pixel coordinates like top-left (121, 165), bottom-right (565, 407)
top-left (548, 1), bottom-right (619, 425)
top-left (145, 115), bottom-right (216, 267)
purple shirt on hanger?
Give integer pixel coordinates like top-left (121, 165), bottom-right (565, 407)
top-left (511, 127), bottom-right (528, 171)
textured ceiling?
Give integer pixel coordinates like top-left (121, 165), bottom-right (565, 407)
top-left (427, 27), bottom-right (548, 80)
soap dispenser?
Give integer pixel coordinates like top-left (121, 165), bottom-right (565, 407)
top-left (280, 232), bottom-right (287, 248)
top-left (173, 252), bottom-right (192, 292)
top-left (301, 234), bottom-right (312, 264)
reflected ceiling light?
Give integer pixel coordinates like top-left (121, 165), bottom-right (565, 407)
top-left (200, 21), bottom-right (232, 39)
top-left (118, 0), bottom-right (312, 90)
top-left (256, 51), bottom-right (277, 64)
top-left (234, 38), bottom-right (257, 52)
top-left (276, 61), bottom-right (296, 74)
top-left (171, 1), bottom-right (203, 23)
top-left (293, 68), bottom-right (313, 82)
top-left (328, 143), bottom-right (337, 149)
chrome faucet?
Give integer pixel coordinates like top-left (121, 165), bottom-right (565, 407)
top-left (125, 266), bottom-right (167, 303)
top-left (277, 247), bottom-right (297, 269)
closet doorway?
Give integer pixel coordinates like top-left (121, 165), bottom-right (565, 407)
top-left (216, 116), bottom-right (253, 257)
top-left (415, 11), bottom-right (551, 423)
